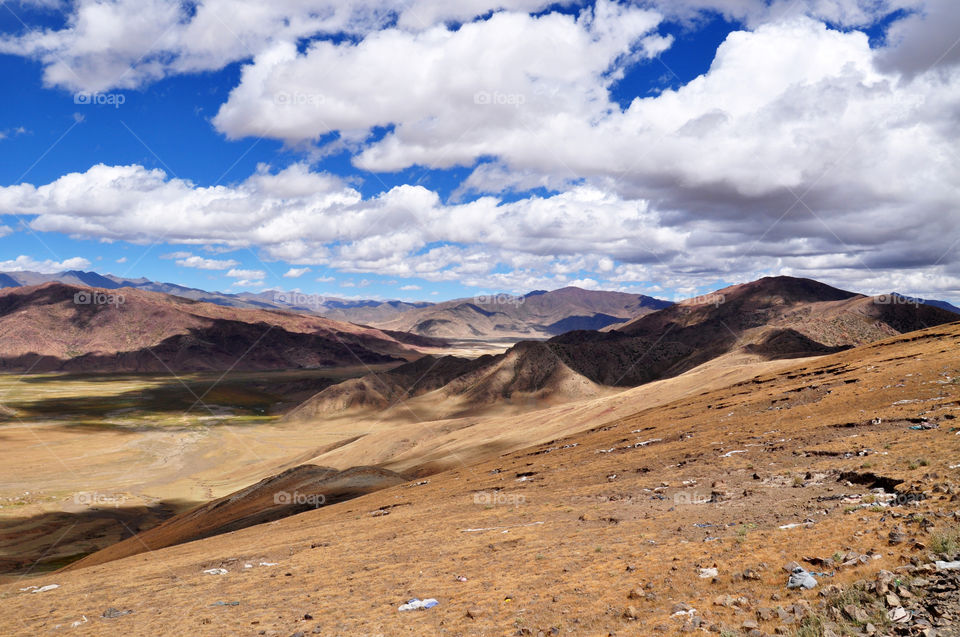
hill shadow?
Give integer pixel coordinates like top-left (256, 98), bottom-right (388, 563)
top-left (0, 499), bottom-right (190, 577)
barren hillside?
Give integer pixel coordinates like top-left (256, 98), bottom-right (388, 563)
top-left (4, 321), bottom-right (960, 636)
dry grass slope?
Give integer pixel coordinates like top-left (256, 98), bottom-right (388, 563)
top-left (5, 321), bottom-right (959, 635)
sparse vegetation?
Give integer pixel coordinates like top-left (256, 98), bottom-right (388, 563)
top-left (930, 526), bottom-right (960, 556)
top-left (794, 584), bottom-right (892, 636)
top-left (794, 614), bottom-right (825, 637)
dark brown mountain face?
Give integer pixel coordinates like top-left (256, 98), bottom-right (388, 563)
top-left (285, 353), bottom-right (493, 420)
top-left (0, 283), bottom-right (440, 372)
top-left (542, 276), bottom-right (959, 386)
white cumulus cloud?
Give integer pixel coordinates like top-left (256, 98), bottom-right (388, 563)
top-left (0, 255), bottom-right (92, 273)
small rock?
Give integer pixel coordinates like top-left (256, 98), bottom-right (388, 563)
top-left (843, 604), bottom-right (870, 623)
top-left (466, 607), bottom-right (483, 619)
top-left (624, 606), bottom-right (640, 620)
top-left (889, 527), bottom-right (907, 545)
top-left (713, 595), bottom-right (733, 607)
top-left (101, 608), bottom-right (133, 619)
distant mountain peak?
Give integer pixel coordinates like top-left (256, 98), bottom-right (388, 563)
top-left (890, 292), bottom-right (960, 315)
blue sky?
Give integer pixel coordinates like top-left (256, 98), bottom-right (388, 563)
top-left (0, 0), bottom-right (958, 303)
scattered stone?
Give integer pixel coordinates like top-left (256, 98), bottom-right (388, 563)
top-left (623, 605), bottom-right (640, 620)
top-left (466, 607), bottom-right (483, 619)
top-left (713, 595), bottom-right (733, 607)
top-left (843, 604), bottom-right (870, 623)
top-left (935, 560), bottom-right (960, 570)
top-left (101, 608), bottom-right (134, 618)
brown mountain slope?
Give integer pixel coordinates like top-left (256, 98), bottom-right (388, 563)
top-left (285, 353), bottom-right (494, 421)
top-left (544, 275), bottom-right (959, 385)
top-left (0, 283), bottom-right (441, 372)
top-left (288, 276), bottom-right (959, 422)
top-left (373, 286), bottom-right (672, 338)
top-left (9, 323), bottom-right (960, 636)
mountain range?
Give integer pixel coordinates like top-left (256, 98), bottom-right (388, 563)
top-left (0, 283), bottom-right (439, 373)
top-left (4, 269), bottom-right (957, 342)
top-left (0, 270), bottom-right (673, 340)
top-left (289, 276), bottom-right (960, 423)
